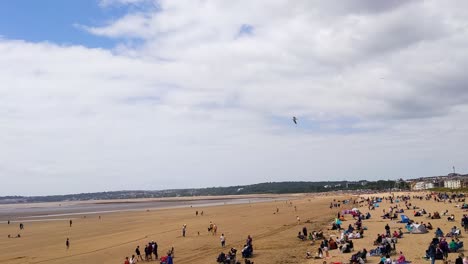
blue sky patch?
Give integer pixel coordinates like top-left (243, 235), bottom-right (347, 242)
top-left (238, 24), bottom-right (254, 37)
top-left (0, 0), bottom-right (139, 48)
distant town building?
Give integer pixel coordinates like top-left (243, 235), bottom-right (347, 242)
top-left (412, 181), bottom-right (433, 190)
top-left (425, 182), bottom-right (435, 189)
top-left (408, 173), bottom-right (468, 190)
top-left (444, 179), bottom-right (461, 189)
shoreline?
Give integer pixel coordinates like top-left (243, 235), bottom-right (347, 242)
top-left (0, 195), bottom-right (297, 222)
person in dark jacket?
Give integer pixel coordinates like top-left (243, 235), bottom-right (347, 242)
top-left (455, 253), bottom-right (464, 264)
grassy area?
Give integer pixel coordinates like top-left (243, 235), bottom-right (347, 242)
top-left (429, 187), bottom-right (468, 193)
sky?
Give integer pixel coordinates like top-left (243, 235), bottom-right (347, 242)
top-left (1, 0), bottom-right (468, 196)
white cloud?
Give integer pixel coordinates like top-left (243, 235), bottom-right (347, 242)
top-left (2, 0), bottom-right (468, 195)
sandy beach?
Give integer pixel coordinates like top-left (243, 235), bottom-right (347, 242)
top-left (2, 191), bottom-right (467, 264)
top-left (0, 193), bottom-right (340, 264)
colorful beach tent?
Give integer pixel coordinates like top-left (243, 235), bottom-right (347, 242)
top-left (400, 214), bottom-right (410, 223)
top-left (410, 224), bottom-right (428, 234)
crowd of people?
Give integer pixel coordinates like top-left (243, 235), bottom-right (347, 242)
top-left (294, 192), bottom-right (468, 264)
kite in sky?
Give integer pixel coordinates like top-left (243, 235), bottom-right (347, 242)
top-left (292, 116), bottom-right (298, 125)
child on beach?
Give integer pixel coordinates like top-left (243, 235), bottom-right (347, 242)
top-left (220, 234), bottom-right (226, 247)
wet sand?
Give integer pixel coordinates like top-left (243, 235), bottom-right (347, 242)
top-left (0, 193), bottom-right (341, 264)
top-left (0, 195), bottom-right (291, 222)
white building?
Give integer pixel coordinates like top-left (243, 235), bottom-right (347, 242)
top-left (413, 182), bottom-right (426, 190)
top-left (425, 182), bottom-right (435, 189)
top-left (412, 181), bottom-right (435, 190)
top-left (444, 179), bottom-right (461, 189)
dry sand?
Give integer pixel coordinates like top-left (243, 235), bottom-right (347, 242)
top-left (303, 191), bottom-right (467, 264)
top-left (0, 193), bottom-right (341, 264)
top-left (1, 191), bottom-right (466, 264)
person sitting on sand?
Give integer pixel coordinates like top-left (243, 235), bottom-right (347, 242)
top-left (427, 222), bottom-right (433, 230)
top-left (350, 248), bottom-right (367, 264)
top-left (397, 251), bottom-right (407, 264)
top-left (217, 252), bottom-right (227, 263)
top-left (365, 212), bottom-right (371, 219)
top-left (374, 234), bottom-right (383, 245)
top-left (340, 243), bottom-right (350, 253)
top-left (450, 239), bottom-right (459, 252)
top-left (435, 227), bottom-right (444, 237)
top-left (449, 214), bottom-right (456, 222)
top-left (450, 226), bottom-right (461, 237)
top-left (226, 248), bottom-right (237, 263)
top-left (308, 232), bottom-right (314, 241)
top-left (349, 231), bottom-right (361, 239)
top-left (355, 219), bottom-right (362, 230)
top-left (328, 238), bottom-right (337, 250)
top-left (297, 232), bottom-right (306, 241)
top-left (242, 244), bottom-right (253, 258)
top-left (331, 222), bottom-right (340, 230)
top-left (455, 253), bottom-right (464, 264)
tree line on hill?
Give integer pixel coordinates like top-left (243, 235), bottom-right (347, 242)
top-left (0, 180), bottom-right (409, 204)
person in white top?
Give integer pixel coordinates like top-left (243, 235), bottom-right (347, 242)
top-left (129, 255), bottom-right (136, 264)
top-left (220, 234), bottom-right (226, 247)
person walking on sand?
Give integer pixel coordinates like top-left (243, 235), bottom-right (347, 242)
top-left (135, 246), bottom-right (144, 261)
top-left (69, 220), bottom-right (72, 227)
top-left (167, 253), bottom-right (174, 264)
top-left (144, 245), bottom-right (150, 261)
top-left (129, 255), bottom-right (136, 264)
top-left (124, 256), bottom-right (129, 264)
top-left (220, 233), bottom-right (226, 247)
top-left (152, 241), bottom-right (158, 259)
top-left (182, 224), bottom-right (187, 237)
top-left (66, 238), bottom-right (70, 249)
top-left (246, 235), bottom-right (252, 246)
